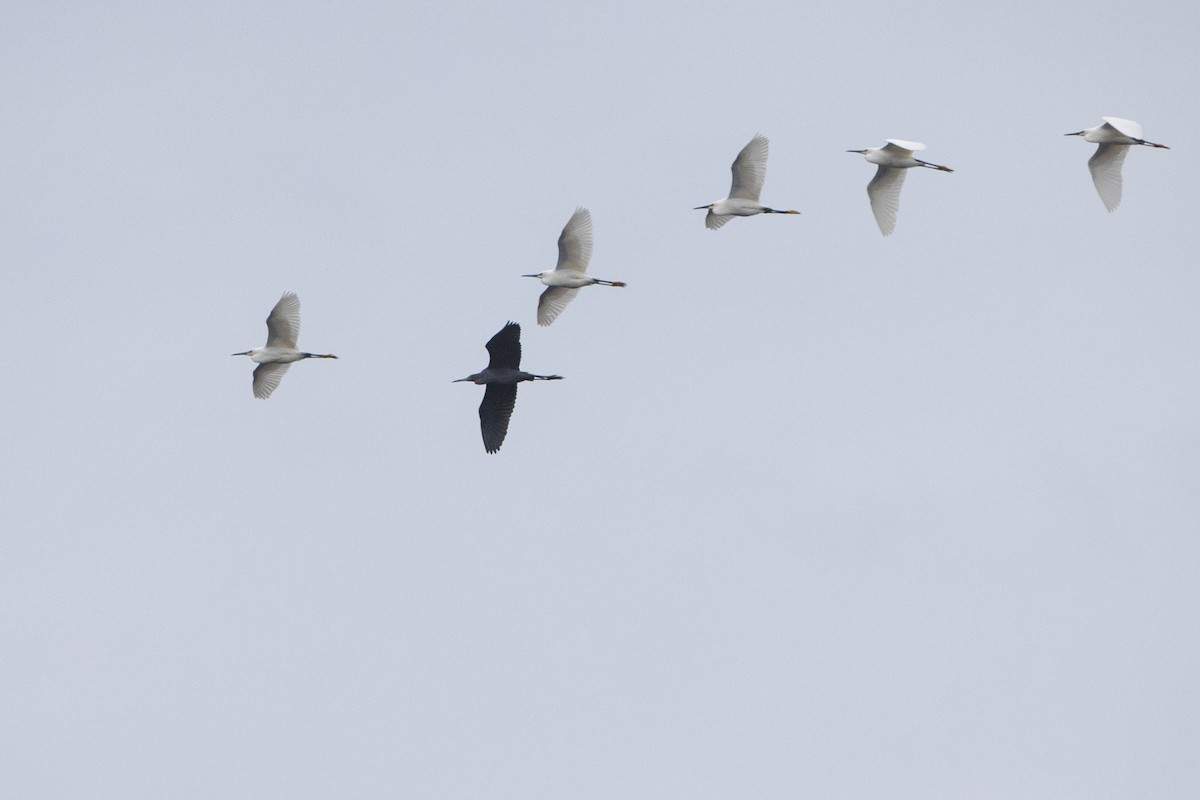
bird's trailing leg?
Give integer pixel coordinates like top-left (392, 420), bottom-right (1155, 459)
top-left (763, 208), bottom-right (801, 215)
top-left (591, 279), bottom-right (627, 287)
top-left (532, 374), bottom-right (563, 380)
top-left (1136, 139), bottom-right (1170, 149)
top-left (916, 159), bottom-right (955, 172)
top-left (301, 353), bottom-right (339, 359)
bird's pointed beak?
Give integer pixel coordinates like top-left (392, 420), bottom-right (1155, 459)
top-left (1065, 131), bottom-right (1084, 136)
top-left (452, 378), bottom-right (469, 383)
top-left (846, 149), bottom-right (866, 154)
top-left (231, 351), bottom-right (249, 356)
top-left (693, 205), bottom-right (710, 210)
top-left (520, 273), bottom-right (540, 278)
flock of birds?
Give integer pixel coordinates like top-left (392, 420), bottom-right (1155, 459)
top-left (233, 116), bottom-right (1170, 452)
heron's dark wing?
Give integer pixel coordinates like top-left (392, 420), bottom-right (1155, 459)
top-left (485, 321), bottom-right (522, 370)
top-left (479, 383), bottom-right (518, 453)
top-left (252, 362), bottom-right (290, 399)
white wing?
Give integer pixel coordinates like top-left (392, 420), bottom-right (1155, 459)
top-left (555, 207), bottom-right (593, 273)
top-left (867, 165), bottom-right (907, 236)
top-left (883, 139), bottom-right (925, 154)
top-left (537, 286), bottom-right (580, 326)
top-left (705, 210), bottom-right (734, 230)
top-left (252, 362), bottom-right (291, 399)
top-left (728, 134), bottom-right (768, 201)
top-left (1088, 143), bottom-right (1128, 212)
top-left (1101, 117), bottom-right (1143, 140)
top-left (265, 292), bottom-right (301, 348)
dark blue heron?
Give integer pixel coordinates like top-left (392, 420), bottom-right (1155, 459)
top-left (454, 322), bottom-right (562, 453)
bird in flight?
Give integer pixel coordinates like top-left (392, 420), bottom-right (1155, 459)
top-left (847, 139), bottom-right (953, 236)
top-left (232, 292), bottom-right (337, 399)
top-left (695, 134), bottom-right (800, 230)
top-left (523, 207), bottom-right (626, 326)
top-left (454, 322), bottom-right (562, 453)
top-left (1065, 117), bottom-right (1169, 212)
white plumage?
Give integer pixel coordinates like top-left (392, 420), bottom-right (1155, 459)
top-left (1066, 117), bottom-right (1169, 212)
top-left (695, 134), bottom-right (800, 230)
top-left (848, 139), bottom-right (953, 236)
top-left (522, 207), bottom-right (625, 326)
top-left (232, 292), bottom-right (338, 399)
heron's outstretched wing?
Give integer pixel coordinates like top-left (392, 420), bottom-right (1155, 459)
top-left (485, 322), bottom-right (522, 370)
top-left (1088, 143), bottom-right (1128, 212)
top-left (537, 287), bottom-right (580, 327)
top-left (555, 207), bottom-right (593, 274)
top-left (728, 134), bottom-right (768, 201)
top-left (867, 165), bottom-right (907, 236)
top-left (882, 139), bottom-right (925, 154)
top-left (479, 384), bottom-right (517, 454)
top-left (265, 292), bottom-right (301, 348)
top-left (1101, 117), bottom-right (1143, 140)
top-left (705, 210), bottom-right (734, 230)
top-left (252, 362), bottom-right (291, 399)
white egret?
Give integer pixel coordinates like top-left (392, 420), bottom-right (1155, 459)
top-left (454, 322), bottom-right (562, 453)
top-left (695, 134), bottom-right (800, 230)
top-left (522, 207), bottom-right (626, 326)
top-left (847, 139), bottom-right (953, 236)
top-left (232, 292), bottom-right (337, 399)
top-left (1066, 117), bottom-right (1169, 212)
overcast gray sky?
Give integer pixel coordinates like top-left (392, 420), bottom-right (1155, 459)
top-left (2, 1), bottom-right (1198, 798)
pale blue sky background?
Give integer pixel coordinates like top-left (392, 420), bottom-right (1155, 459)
top-left (2, 1), bottom-right (1198, 798)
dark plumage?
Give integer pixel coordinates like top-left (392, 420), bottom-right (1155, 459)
top-left (454, 322), bottom-right (562, 453)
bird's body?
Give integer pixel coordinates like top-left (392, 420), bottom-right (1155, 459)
top-left (232, 292), bottom-right (337, 399)
top-left (695, 134), bottom-right (800, 230)
top-left (455, 322), bottom-right (562, 453)
top-left (848, 139), bottom-right (953, 236)
top-left (523, 207), bottom-right (625, 326)
top-left (1066, 117), bottom-right (1169, 211)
